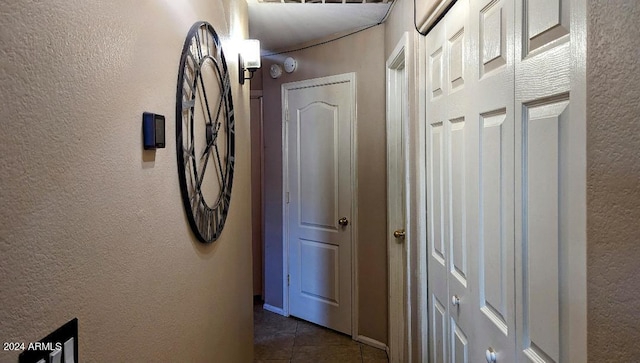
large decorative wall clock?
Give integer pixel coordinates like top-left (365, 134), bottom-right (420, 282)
top-left (176, 21), bottom-right (235, 243)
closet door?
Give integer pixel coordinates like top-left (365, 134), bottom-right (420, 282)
top-left (425, 0), bottom-right (586, 361)
top-left (514, 0), bottom-right (586, 361)
top-left (467, 0), bottom-right (517, 361)
top-left (426, 15), bottom-right (452, 361)
top-left (426, 1), bottom-right (477, 362)
top-left (426, 0), bottom-right (519, 361)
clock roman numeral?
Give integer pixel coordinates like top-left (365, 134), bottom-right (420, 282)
top-left (216, 40), bottom-right (222, 60)
top-left (228, 116), bottom-right (235, 131)
top-left (190, 190), bottom-right (200, 210)
top-left (220, 190), bottom-right (231, 213)
top-left (203, 207), bottom-right (211, 241)
top-left (194, 31), bottom-right (203, 60)
top-left (198, 206), bottom-right (206, 237)
top-left (184, 71), bottom-right (196, 94)
top-left (200, 28), bottom-right (208, 57)
top-left (182, 99), bottom-right (195, 110)
top-left (222, 74), bottom-right (231, 95)
top-left (205, 28), bottom-right (212, 58)
top-left (187, 49), bottom-right (200, 71)
top-left (213, 207), bottom-right (219, 237)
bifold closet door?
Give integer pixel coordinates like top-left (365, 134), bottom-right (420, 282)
top-left (425, 1), bottom-right (479, 361)
top-left (426, 0), bottom-right (516, 361)
top-left (426, 0), bottom-right (585, 361)
top-left (514, 0), bottom-right (586, 361)
top-left (467, 0), bottom-right (517, 360)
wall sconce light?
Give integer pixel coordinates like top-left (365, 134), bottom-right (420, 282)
top-left (239, 39), bottom-right (261, 85)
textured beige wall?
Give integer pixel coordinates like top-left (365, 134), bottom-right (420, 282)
top-left (587, 1), bottom-right (640, 361)
top-left (261, 25), bottom-right (389, 344)
top-left (385, 0), bottom-right (414, 55)
top-left (0, 1), bottom-right (254, 362)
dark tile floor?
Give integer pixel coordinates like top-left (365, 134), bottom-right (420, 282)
top-left (254, 303), bottom-right (389, 363)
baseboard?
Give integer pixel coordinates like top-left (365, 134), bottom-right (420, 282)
top-left (355, 335), bottom-right (389, 355)
top-left (263, 303), bottom-right (286, 316)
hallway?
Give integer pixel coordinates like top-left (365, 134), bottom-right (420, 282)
top-left (254, 303), bottom-right (389, 362)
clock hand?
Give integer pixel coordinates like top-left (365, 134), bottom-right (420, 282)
top-left (214, 143), bottom-right (226, 187)
top-left (196, 145), bottom-right (213, 191)
top-left (201, 136), bottom-right (213, 159)
top-left (197, 70), bottom-right (215, 127)
top-left (212, 92), bottom-right (224, 130)
top-left (208, 60), bottom-right (228, 128)
top-left (200, 62), bottom-right (227, 159)
top-left (196, 135), bottom-right (225, 193)
top-left (201, 122), bottom-right (221, 159)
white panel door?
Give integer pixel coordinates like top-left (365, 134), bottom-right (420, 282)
top-left (468, 0), bottom-right (517, 360)
top-left (426, 14), bottom-right (453, 362)
top-left (426, 1), bottom-right (476, 361)
top-left (424, 0), bottom-right (585, 361)
top-left (426, 0), bottom-right (517, 361)
top-left (515, 0), bottom-right (585, 361)
top-left (285, 75), bottom-right (354, 335)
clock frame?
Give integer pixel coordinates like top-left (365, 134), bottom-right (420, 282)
top-left (175, 21), bottom-right (235, 243)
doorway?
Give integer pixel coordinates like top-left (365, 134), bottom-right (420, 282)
top-left (386, 32), bottom-right (410, 363)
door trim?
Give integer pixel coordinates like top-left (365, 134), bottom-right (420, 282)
top-left (281, 72), bottom-right (358, 337)
top-left (386, 32), bottom-right (410, 363)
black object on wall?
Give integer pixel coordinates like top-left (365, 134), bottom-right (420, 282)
top-left (18, 318), bottom-right (78, 363)
top-left (143, 112), bottom-right (166, 149)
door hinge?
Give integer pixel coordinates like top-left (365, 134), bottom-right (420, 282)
top-left (287, 274), bottom-right (290, 286)
top-left (286, 192), bottom-right (290, 204)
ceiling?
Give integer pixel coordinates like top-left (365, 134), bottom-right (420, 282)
top-left (247, 1), bottom-right (393, 53)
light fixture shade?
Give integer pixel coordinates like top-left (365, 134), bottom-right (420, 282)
top-left (241, 39), bottom-right (261, 69)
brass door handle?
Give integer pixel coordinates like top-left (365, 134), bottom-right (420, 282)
top-left (338, 217), bottom-right (349, 226)
top-left (393, 229), bottom-right (406, 239)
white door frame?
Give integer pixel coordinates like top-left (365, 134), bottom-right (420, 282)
top-left (281, 73), bottom-right (359, 337)
top-left (386, 32), bottom-right (411, 363)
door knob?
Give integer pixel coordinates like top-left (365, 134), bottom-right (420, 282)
top-left (393, 229), bottom-right (406, 238)
top-left (451, 295), bottom-right (460, 306)
top-left (485, 348), bottom-right (497, 362)
top-left (338, 217), bottom-right (349, 226)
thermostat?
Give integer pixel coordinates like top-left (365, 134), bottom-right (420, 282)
top-left (143, 112), bottom-right (165, 149)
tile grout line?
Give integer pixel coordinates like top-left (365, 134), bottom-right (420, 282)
top-left (289, 319), bottom-right (299, 361)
